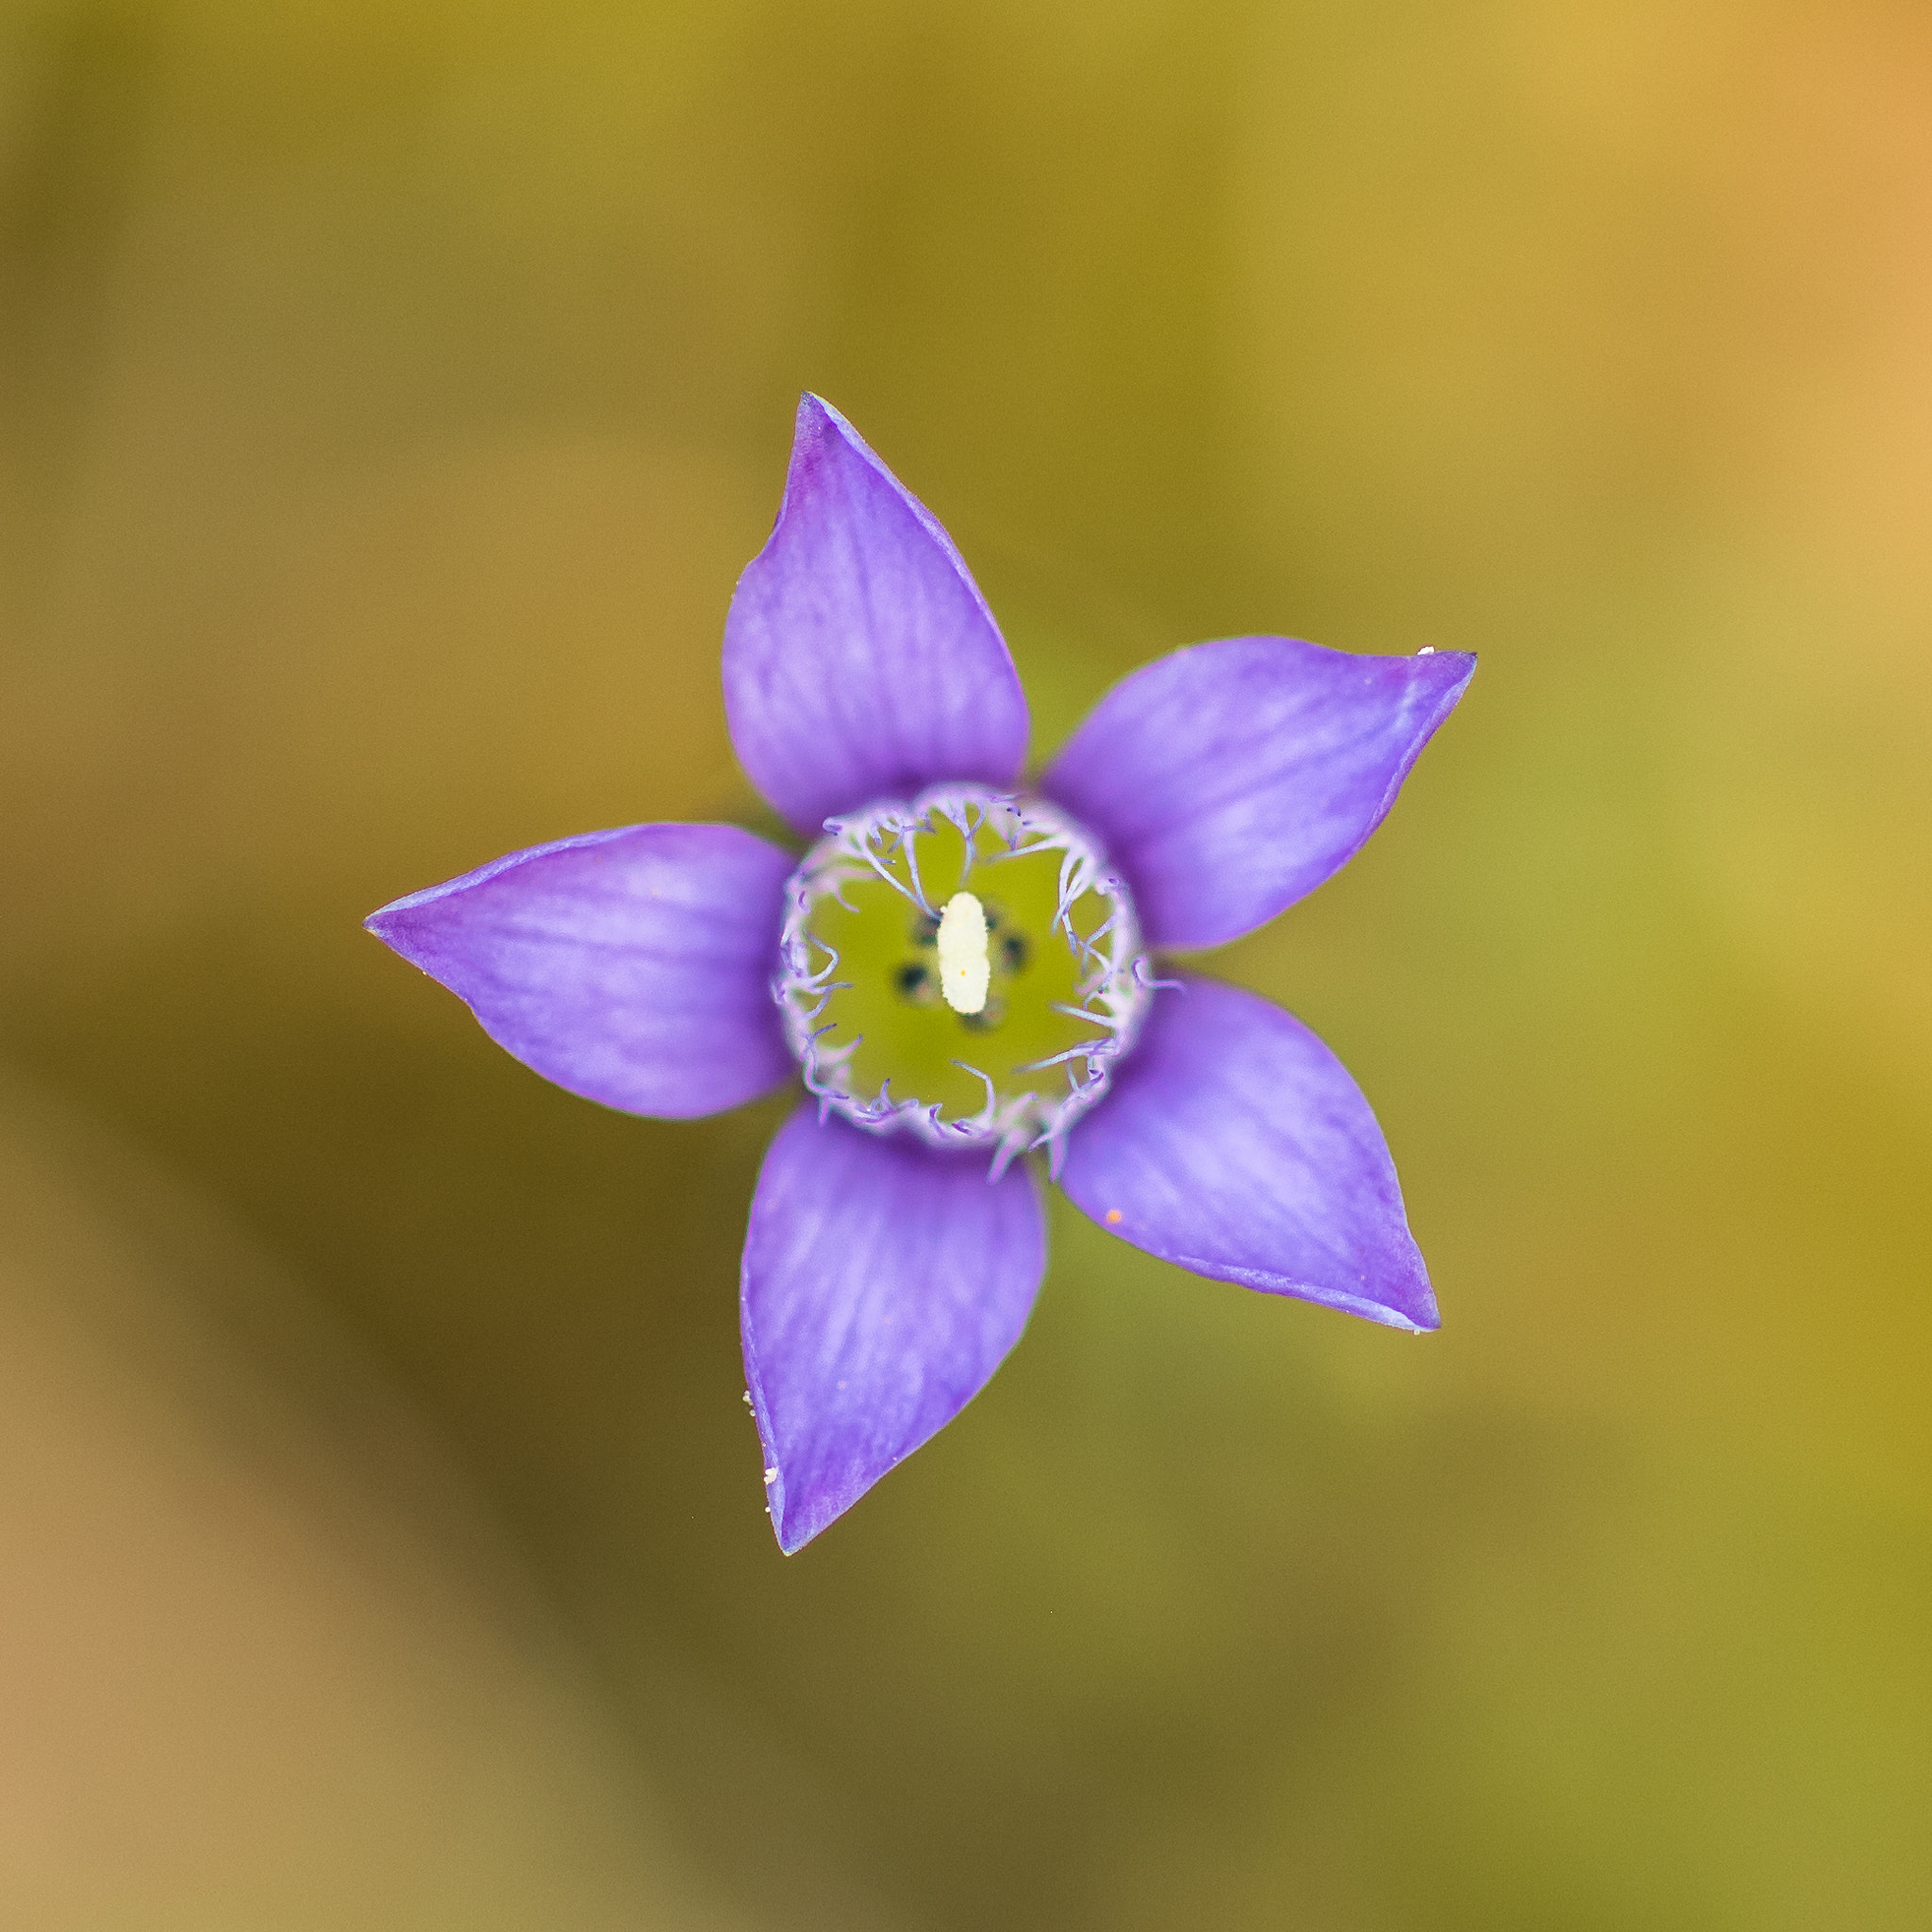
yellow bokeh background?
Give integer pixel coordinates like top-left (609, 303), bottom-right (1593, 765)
top-left (2, 2), bottom-right (1927, 1925)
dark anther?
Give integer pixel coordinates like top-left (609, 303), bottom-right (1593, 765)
top-left (1001, 931), bottom-right (1030, 973)
top-left (910, 914), bottom-right (940, 948)
top-left (959, 997), bottom-right (1008, 1033)
top-left (895, 962), bottom-right (932, 1000)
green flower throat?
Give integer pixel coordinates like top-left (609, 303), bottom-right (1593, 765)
top-left (776, 788), bottom-right (1150, 1168)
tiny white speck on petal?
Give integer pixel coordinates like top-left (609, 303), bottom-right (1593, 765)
top-left (764, 1467), bottom-right (778, 1484)
top-left (937, 891), bottom-right (991, 1014)
top-left (1418, 645), bottom-right (1435, 655)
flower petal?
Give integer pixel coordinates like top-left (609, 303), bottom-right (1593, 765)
top-left (1059, 976), bottom-right (1438, 1330)
top-left (741, 1106), bottom-right (1045, 1552)
top-left (724, 395), bottom-right (1029, 835)
top-left (1042, 637), bottom-right (1475, 949)
top-left (366, 824), bottom-right (796, 1119)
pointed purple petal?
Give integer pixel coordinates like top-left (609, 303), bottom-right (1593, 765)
top-left (1059, 976), bottom-right (1437, 1330)
top-left (366, 824), bottom-right (796, 1119)
top-left (724, 395), bottom-right (1029, 835)
top-left (741, 1106), bottom-right (1045, 1552)
top-left (1042, 638), bottom-right (1474, 950)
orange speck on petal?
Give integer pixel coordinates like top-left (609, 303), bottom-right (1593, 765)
top-left (1105, 1208), bottom-right (1123, 1224)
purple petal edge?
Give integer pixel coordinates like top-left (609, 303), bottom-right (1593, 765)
top-left (366, 822), bottom-right (796, 1120)
top-left (741, 1106), bottom-right (1046, 1552)
top-left (1059, 976), bottom-right (1438, 1331)
top-left (724, 395), bottom-right (1029, 836)
top-left (1043, 638), bottom-right (1475, 951)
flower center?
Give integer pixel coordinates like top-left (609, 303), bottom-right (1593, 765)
top-left (776, 787), bottom-right (1150, 1170)
top-left (935, 891), bottom-right (991, 1014)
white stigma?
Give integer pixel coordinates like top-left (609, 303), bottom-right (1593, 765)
top-left (936, 891), bottom-right (991, 1015)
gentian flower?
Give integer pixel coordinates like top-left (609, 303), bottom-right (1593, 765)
top-left (367, 397), bottom-right (1474, 1552)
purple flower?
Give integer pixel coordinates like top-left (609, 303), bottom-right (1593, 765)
top-left (367, 396), bottom-right (1474, 1552)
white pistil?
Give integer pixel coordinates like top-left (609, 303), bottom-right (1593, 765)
top-left (936, 891), bottom-right (991, 1015)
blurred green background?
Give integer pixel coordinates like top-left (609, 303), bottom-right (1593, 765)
top-left (2, 2), bottom-right (1928, 1926)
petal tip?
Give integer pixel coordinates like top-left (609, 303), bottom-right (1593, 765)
top-left (772, 1506), bottom-right (815, 1556)
top-left (1353, 1258), bottom-right (1441, 1331)
top-left (789, 390), bottom-right (832, 454)
top-left (762, 1468), bottom-right (808, 1553)
top-left (789, 392), bottom-right (869, 477)
top-left (1388, 1292), bottom-right (1442, 1334)
top-left (361, 902), bottom-right (417, 960)
top-left (795, 389), bottom-right (843, 431)
top-left (1425, 646), bottom-right (1478, 701)
top-left (761, 1460), bottom-right (839, 1555)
